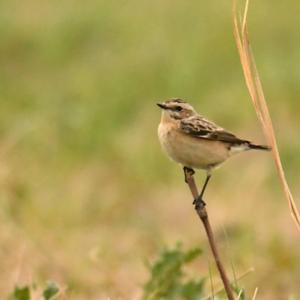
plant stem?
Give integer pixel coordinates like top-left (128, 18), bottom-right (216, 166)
top-left (184, 171), bottom-right (235, 300)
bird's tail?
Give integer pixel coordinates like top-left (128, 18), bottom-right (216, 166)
top-left (249, 143), bottom-right (271, 151)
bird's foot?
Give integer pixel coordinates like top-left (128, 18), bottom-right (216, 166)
top-left (193, 196), bottom-right (206, 210)
top-left (183, 167), bottom-right (195, 183)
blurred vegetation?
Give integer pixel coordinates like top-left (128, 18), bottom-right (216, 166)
top-left (143, 244), bottom-right (205, 300)
top-left (8, 282), bottom-right (59, 300)
top-left (1, 0), bottom-right (300, 299)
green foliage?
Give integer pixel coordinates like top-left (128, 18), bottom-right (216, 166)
top-left (142, 244), bottom-right (256, 300)
top-left (142, 244), bottom-right (205, 300)
top-left (43, 282), bottom-right (60, 300)
top-left (8, 283), bottom-right (60, 300)
top-left (180, 279), bottom-right (206, 300)
top-left (8, 286), bottom-right (30, 300)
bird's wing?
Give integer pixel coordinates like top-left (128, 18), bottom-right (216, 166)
top-left (180, 115), bottom-right (249, 144)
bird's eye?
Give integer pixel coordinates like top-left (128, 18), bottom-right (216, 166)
top-left (175, 106), bottom-right (182, 112)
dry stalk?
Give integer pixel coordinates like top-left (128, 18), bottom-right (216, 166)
top-left (233, 0), bottom-right (300, 232)
top-left (203, 268), bottom-right (254, 300)
top-left (184, 170), bottom-right (235, 300)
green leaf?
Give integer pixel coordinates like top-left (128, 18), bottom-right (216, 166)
top-left (183, 248), bottom-right (202, 263)
top-left (180, 278), bottom-right (205, 300)
top-left (8, 286), bottom-right (30, 300)
top-left (43, 282), bottom-right (59, 300)
top-left (142, 244), bottom-right (204, 300)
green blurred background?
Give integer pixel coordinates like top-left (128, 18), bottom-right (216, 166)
top-left (1, 0), bottom-right (300, 299)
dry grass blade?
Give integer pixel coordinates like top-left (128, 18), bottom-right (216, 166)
top-left (232, 0), bottom-right (300, 232)
top-left (203, 268), bottom-right (255, 300)
top-left (252, 287), bottom-right (259, 300)
top-left (237, 289), bottom-right (243, 300)
top-left (208, 262), bottom-right (215, 300)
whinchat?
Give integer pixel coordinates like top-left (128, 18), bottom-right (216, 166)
top-left (157, 98), bottom-right (270, 206)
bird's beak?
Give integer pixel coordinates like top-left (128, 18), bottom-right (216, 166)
top-left (157, 103), bottom-right (167, 109)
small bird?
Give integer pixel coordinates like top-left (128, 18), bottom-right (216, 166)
top-left (157, 98), bottom-right (271, 206)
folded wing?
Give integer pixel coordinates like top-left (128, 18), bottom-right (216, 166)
top-left (180, 116), bottom-right (250, 145)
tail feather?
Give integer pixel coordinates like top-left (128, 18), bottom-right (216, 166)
top-left (249, 143), bottom-right (271, 151)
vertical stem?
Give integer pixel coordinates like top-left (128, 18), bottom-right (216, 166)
top-left (185, 173), bottom-right (235, 300)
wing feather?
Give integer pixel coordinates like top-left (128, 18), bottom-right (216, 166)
top-left (180, 116), bottom-right (249, 144)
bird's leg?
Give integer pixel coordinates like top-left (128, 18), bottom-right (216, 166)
top-left (200, 173), bottom-right (211, 199)
top-left (183, 166), bottom-right (195, 183)
top-left (193, 174), bottom-right (211, 209)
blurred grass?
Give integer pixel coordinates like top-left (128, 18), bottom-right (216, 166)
top-left (0, 0), bottom-right (300, 299)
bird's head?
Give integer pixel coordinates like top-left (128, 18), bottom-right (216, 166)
top-left (157, 98), bottom-right (196, 120)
